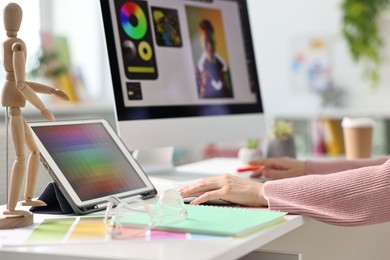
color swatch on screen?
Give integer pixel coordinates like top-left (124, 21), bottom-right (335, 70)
top-left (32, 123), bottom-right (146, 201)
top-left (115, 0), bottom-right (158, 80)
top-left (120, 2), bottom-right (147, 40)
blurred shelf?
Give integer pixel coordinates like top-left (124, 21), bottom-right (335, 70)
top-left (0, 102), bottom-right (112, 115)
top-left (272, 108), bottom-right (390, 119)
top-left (44, 101), bottom-right (114, 116)
top-left (0, 102), bottom-right (116, 125)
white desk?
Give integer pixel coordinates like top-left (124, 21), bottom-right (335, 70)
top-left (0, 158), bottom-right (306, 260)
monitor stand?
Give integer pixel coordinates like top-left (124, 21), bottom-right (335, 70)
top-left (132, 147), bottom-right (254, 184)
top-left (132, 147), bottom-right (175, 174)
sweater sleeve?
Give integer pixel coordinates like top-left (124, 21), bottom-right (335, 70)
top-left (305, 156), bottom-right (390, 175)
top-left (264, 159), bottom-right (390, 226)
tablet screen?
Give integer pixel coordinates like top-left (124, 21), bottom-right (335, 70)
top-left (30, 120), bottom-right (156, 208)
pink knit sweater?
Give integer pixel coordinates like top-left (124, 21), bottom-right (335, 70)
top-left (263, 157), bottom-right (390, 226)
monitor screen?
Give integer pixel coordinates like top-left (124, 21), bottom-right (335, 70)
top-left (100, 0), bottom-right (266, 154)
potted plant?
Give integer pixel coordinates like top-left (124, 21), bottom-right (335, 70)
top-left (238, 138), bottom-right (263, 164)
top-left (341, 0), bottom-right (390, 87)
top-left (267, 120), bottom-right (296, 158)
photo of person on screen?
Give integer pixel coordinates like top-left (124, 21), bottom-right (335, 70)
top-left (195, 19), bottom-right (233, 99)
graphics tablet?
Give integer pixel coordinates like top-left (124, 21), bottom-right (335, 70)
top-left (29, 119), bottom-right (157, 214)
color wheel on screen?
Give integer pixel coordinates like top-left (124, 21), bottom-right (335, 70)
top-left (120, 2), bottom-right (147, 40)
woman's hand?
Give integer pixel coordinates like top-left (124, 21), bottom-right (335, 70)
top-left (180, 174), bottom-right (267, 207)
top-left (250, 157), bottom-right (305, 180)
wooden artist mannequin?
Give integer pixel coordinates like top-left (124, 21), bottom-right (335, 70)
top-left (0, 2), bottom-right (69, 228)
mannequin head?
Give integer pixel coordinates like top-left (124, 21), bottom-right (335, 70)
top-left (3, 3), bottom-right (23, 37)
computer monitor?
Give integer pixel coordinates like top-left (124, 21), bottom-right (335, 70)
top-left (100, 0), bottom-right (266, 173)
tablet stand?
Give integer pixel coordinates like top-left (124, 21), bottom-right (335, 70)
top-left (30, 182), bottom-right (74, 215)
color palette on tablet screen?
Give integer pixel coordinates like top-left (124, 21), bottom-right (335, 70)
top-left (120, 2), bottom-right (147, 40)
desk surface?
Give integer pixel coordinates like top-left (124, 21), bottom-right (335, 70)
top-left (0, 158), bottom-right (306, 260)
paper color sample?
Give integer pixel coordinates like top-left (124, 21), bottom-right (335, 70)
top-left (3, 216), bottom-right (227, 246)
top-left (26, 218), bottom-right (75, 244)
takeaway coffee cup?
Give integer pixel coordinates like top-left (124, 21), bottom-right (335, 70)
top-left (342, 117), bottom-right (374, 160)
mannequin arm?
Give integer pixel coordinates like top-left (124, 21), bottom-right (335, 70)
top-left (27, 81), bottom-right (69, 101)
top-left (12, 42), bottom-right (55, 121)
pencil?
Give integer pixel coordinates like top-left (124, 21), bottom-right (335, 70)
top-left (236, 165), bottom-right (263, 173)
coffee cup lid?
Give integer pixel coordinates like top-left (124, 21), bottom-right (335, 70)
top-left (341, 117), bottom-right (374, 128)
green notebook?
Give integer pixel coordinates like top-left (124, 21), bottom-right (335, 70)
top-left (121, 205), bottom-right (286, 237)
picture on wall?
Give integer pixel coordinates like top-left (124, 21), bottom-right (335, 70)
top-left (290, 36), bottom-right (331, 93)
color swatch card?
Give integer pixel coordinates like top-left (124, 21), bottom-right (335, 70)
top-left (2, 216), bottom-right (227, 247)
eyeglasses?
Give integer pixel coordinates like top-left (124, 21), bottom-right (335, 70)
top-left (104, 189), bottom-right (187, 240)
